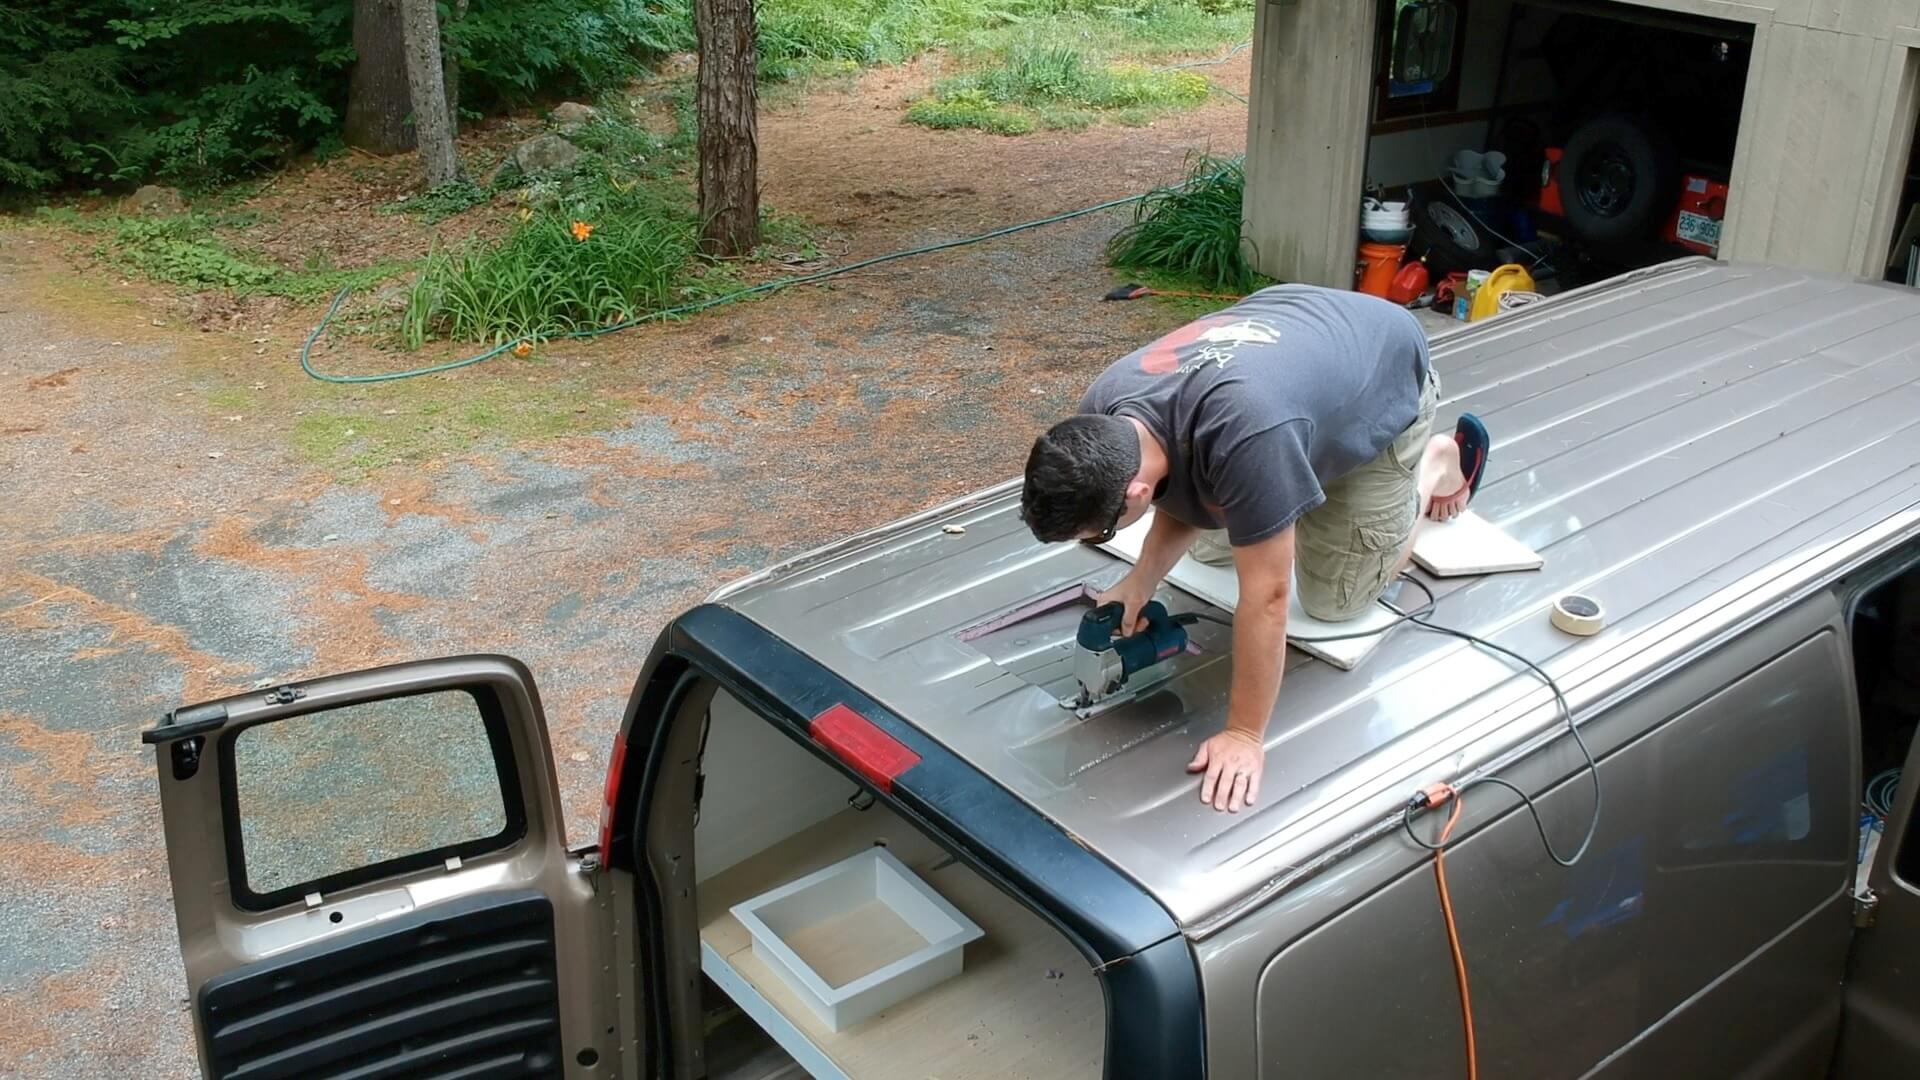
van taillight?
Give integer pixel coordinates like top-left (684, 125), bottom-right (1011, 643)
top-left (596, 730), bottom-right (627, 859)
top-left (810, 704), bottom-right (920, 793)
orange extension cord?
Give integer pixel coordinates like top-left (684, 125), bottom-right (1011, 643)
top-left (1101, 283), bottom-right (1246, 303)
top-left (1427, 784), bottom-right (1478, 1080)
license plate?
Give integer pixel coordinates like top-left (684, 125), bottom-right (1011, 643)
top-left (1676, 210), bottom-right (1721, 251)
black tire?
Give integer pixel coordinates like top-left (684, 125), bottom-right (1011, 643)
top-left (1412, 193), bottom-right (1490, 276)
top-left (1560, 114), bottom-right (1673, 253)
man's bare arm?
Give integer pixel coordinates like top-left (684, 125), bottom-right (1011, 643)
top-left (1188, 527), bottom-right (1294, 812)
top-left (1134, 510), bottom-right (1201, 583)
top-left (1098, 511), bottom-right (1201, 634)
top-left (1227, 527), bottom-right (1293, 739)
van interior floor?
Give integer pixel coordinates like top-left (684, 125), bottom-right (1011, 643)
top-left (688, 693), bottom-right (1105, 1080)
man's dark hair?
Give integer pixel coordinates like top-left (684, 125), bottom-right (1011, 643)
top-left (1021, 414), bottom-right (1139, 542)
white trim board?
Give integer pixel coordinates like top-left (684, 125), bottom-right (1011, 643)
top-left (1098, 512), bottom-right (1401, 671)
top-left (703, 940), bottom-right (851, 1080)
top-left (1410, 510), bottom-right (1544, 577)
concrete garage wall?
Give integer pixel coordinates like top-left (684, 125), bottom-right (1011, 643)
top-left (1245, 0), bottom-right (1920, 286)
top-left (1717, 11), bottom-right (1920, 276)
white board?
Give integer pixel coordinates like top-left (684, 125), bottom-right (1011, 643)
top-left (1411, 510), bottom-right (1544, 577)
top-left (1098, 511), bottom-right (1401, 671)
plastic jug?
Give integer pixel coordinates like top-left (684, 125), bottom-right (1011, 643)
top-left (1469, 264), bottom-right (1537, 321)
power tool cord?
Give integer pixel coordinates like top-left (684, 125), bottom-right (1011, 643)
top-left (1182, 574), bottom-right (1603, 866)
top-left (1176, 571), bottom-right (1441, 643)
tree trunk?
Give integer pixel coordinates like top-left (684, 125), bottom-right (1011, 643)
top-left (442, 0), bottom-right (468, 138)
top-left (343, 0), bottom-right (412, 154)
top-left (398, 0), bottom-right (461, 186)
top-left (695, 0), bottom-right (760, 256)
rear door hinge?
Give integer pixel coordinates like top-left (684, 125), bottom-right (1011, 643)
top-left (1854, 887), bottom-right (1880, 929)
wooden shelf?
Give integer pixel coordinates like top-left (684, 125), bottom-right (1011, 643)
top-left (698, 807), bottom-right (1104, 1080)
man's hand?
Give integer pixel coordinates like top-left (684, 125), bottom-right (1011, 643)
top-left (1188, 729), bottom-right (1265, 812)
top-left (1097, 509), bottom-right (1202, 636)
top-left (1094, 572), bottom-right (1157, 636)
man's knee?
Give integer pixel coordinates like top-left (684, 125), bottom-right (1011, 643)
top-left (1294, 572), bottom-right (1377, 623)
top-left (1188, 529), bottom-right (1234, 567)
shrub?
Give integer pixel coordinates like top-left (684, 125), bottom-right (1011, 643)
top-left (1106, 154), bottom-right (1259, 293)
top-left (755, 0), bottom-right (1252, 82)
top-left (403, 192), bottom-right (700, 346)
top-left (0, 0), bottom-right (685, 193)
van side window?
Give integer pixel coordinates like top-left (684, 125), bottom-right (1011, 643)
top-left (223, 688), bottom-right (524, 909)
top-left (1850, 562), bottom-right (1920, 884)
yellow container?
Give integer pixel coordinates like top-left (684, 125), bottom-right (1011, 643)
top-left (1468, 264), bottom-right (1536, 321)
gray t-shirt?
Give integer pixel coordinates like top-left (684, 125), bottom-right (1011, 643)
top-left (1080, 284), bottom-right (1430, 545)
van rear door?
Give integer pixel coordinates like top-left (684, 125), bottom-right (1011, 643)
top-left (1839, 722), bottom-right (1920, 1076)
top-left (142, 656), bottom-right (630, 1079)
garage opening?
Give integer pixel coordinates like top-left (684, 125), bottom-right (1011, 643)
top-left (1882, 98), bottom-right (1920, 288)
top-left (1364, 0), bottom-right (1753, 307)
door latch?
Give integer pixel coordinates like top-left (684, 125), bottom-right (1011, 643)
top-left (1854, 887), bottom-right (1880, 929)
top-left (263, 685), bottom-right (306, 705)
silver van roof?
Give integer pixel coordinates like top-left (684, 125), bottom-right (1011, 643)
top-left (712, 260), bottom-right (1920, 932)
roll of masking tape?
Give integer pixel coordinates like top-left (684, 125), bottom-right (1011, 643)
top-left (1551, 594), bottom-right (1606, 636)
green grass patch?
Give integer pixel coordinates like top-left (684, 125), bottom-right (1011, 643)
top-left (285, 379), bottom-right (624, 474)
top-left (62, 211), bottom-right (402, 299)
top-left (907, 40), bottom-right (1212, 135)
top-left (1106, 154), bottom-right (1264, 294)
top-left (905, 93), bottom-right (1034, 135)
top-left (1035, 105), bottom-right (1099, 132)
top-left (973, 46), bottom-right (1209, 108)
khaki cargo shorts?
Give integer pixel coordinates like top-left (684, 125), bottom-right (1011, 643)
top-left (1189, 368), bottom-right (1440, 621)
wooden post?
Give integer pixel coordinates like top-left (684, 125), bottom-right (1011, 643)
top-left (1243, 0), bottom-right (1379, 287)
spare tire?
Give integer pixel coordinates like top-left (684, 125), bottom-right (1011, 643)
top-left (1560, 114), bottom-right (1673, 254)
top-left (1412, 195), bottom-right (1490, 275)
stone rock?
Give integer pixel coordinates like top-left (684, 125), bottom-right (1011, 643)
top-left (512, 134), bottom-right (583, 176)
top-left (550, 102), bottom-right (599, 130)
top-left (126, 185), bottom-right (186, 216)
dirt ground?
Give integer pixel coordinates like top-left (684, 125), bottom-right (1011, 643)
top-left (0, 52), bottom-right (1250, 1078)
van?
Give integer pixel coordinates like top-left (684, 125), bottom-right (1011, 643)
top-left (145, 259), bottom-right (1920, 1078)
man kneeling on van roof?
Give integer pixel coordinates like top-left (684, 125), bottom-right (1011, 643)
top-left (1021, 284), bottom-right (1488, 814)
